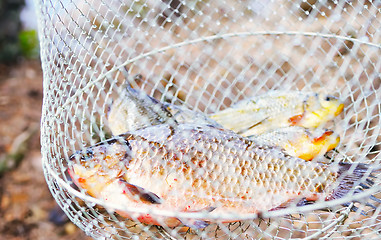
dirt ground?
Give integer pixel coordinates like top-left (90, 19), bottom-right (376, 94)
top-left (0, 60), bottom-right (92, 240)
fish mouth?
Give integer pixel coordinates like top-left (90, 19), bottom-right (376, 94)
top-left (319, 94), bottom-right (344, 116)
top-left (334, 103), bottom-right (344, 116)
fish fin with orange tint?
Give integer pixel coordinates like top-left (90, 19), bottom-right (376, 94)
top-left (296, 197), bottom-right (316, 206)
top-left (288, 114), bottom-right (304, 125)
top-left (312, 129), bottom-right (334, 144)
top-left (118, 179), bottom-right (163, 204)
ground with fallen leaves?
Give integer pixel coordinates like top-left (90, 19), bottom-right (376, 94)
top-left (0, 60), bottom-right (91, 240)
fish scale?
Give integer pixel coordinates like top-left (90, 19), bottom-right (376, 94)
top-left (210, 90), bottom-right (344, 136)
top-left (67, 123), bottom-right (368, 228)
top-left (108, 86), bottom-right (344, 161)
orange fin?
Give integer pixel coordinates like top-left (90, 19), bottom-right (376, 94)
top-left (288, 114), bottom-right (304, 125)
top-left (312, 129), bottom-right (334, 144)
top-left (296, 198), bottom-right (316, 207)
top-left (119, 179), bottom-right (162, 204)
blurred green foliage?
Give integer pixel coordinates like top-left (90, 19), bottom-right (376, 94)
top-left (19, 30), bottom-right (39, 59)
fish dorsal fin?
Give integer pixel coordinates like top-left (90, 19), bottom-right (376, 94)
top-left (237, 116), bottom-right (269, 135)
top-left (118, 179), bottom-right (163, 204)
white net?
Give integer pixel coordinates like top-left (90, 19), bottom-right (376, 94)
top-left (36, 0), bottom-right (381, 239)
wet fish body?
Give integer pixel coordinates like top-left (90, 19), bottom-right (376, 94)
top-left (68, 123), bottom-right (370, 228)
top-left (107, 84), bottom-right (174, 135)
top-left (108, 84), bottom-right (219, 135)
top-left (108, 86), bottom-right (342, 160)
top-left (251, 126), bottom-right (340, 161)
top-left (210, 91), bottom-right (344, 136)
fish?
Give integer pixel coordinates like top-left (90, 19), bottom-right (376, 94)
top-left (210, 91), bottom-right (344, 136)
top-left (251, 127), bottom-right (340, 161)
top-left (68, 123), bottom-right (375, 228)
top-left (107, 83), bottom-right (174, 135)
top-left (107, 83), bottom-right (219, 135)
top-left (108, 85), bottom-right (340, 160)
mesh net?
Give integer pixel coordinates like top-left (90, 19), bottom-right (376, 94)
top-left (35, 0), bottom-right (381, 239)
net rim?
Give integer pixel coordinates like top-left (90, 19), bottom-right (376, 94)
top-left (36, 1), bottom-right (381, 237)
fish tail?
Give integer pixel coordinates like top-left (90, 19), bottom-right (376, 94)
top-left (326, 162), bottom-right (374, 201)
top-left (327, 162), bottom-right (380, 214)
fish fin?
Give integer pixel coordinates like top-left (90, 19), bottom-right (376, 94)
top-left (238, 117), bottom-right (269, 135)
top-left (186, 206), bottom-right (216, 214)
top-left (296, 198), bottom-right (316, 207)
top-left (118, 179), bottom-right (163, 204)
top-left (295, 163), bottom-right (380, 215)
top-left (270, 199), bottom-right (298, 211)
top-left (180, 219), bottom-right (210, 229)
top-left (369, 195), bottom-right (381, 204)
top-left (341, 202), bottom-right (367, 215)
top-left (271, 197), bottom-right (315, 211)
top-left (359, 183), bottom-right (370, 190)
top-left (297, 198), bottom-right (369, 215)
top-left (366, 178), bottom-right (375, 185)
top-left (124, 81), bottom-right (176, 124)
top-left (178, 206), bottom-right (216, 229)
top-left (348, 196), bottom-right (381, 215)
top-left (311, 129), bottom-right (334, 144)
top-left (288, 114), bottom-right (304, 125)
top-left (326, 162), bottom-right (381, 214)
top-left (326, 162), bottom-right (373, 201)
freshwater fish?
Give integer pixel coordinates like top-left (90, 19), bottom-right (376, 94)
top-left (68, 123), bottom-right (373, 228)
top-left (107, 83), bottom-right (174, 135)
top-left (108, 83), bottom-right (218, 135)
top-left (108, 86), bottom-right (342, 160)
top-left (210, 91), bottom-right (344, 136)
top-left (251, 127), bottom-right (340, 161)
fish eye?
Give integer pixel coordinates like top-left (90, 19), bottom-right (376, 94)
top-left (324, 95), bottom-right (337, 101)
top-left (80, 149), bottom-right (94, 161)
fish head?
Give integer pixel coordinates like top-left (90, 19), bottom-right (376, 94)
top-left (297, 93), bottom-right (344, 128)
top-left (69, 138), bottom-right (131, 169)
top-left (296, 128), bottom-right (340, 160)
top-left (318, 94), bottom-right (345, 117)
top-left (67, 138), bottom-right (132, 196)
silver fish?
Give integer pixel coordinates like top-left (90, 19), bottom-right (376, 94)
top-left (68, 123), bottom-right (375, 228)
top-left (210, 90), bottom-right (344, 136)
top-left (251, 126), bottom-right (340, 161)
top-left (108, 85), bottom-right (341, 160)
top-left (108, 83), bottom-right (218, 135)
